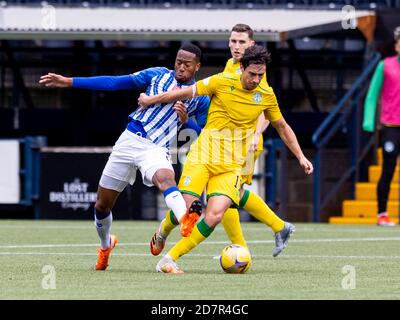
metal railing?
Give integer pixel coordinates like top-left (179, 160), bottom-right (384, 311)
top-left (311, 53), bottom-right (380, 222)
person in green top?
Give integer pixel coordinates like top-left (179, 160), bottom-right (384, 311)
top-left (363, 26), bottom-right (400, 226)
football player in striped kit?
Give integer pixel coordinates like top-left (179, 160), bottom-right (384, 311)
top-left (40, 43), bottom-right (209, 270)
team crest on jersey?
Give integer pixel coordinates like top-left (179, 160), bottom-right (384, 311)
top-left (183, 176), bottom-right (191, 186)
top-left (230, 86), bottom-right (235, 92)
top-left (252, 92), bottom-right (262, 104)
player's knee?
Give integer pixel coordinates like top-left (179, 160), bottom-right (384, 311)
top-left (155, 175), bottom-right (176, 191)
top-left (205, 210), bottom-right (224, 227)
top-left (94, 200), bottom-right (112, 213)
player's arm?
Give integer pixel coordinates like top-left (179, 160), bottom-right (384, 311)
top-left (138, 85), bottom-right (197, 110)
top-left (270, 116), bottom-right (313, 175)
top-left (138, 74), bottom-right (217, 110)
top-left (182, 96), bottom-right (210, 135)
top-left (363, 61), bottom-right (384, 133)
top-left (39, 73), bottom-right (135, 90)
top-left (39, 67), bottom-right (168, 91)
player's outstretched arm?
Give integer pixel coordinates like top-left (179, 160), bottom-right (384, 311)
top-left (40, 73), bottom-right (136, 91)
top-left (39, 73), bottom-right (72, 88)
top-left (138, 85), bottom-right (196, 111)
top-left (270, 116), bottom-right (313, 175)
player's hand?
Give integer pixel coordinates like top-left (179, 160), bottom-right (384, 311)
top-left (39, 73), bottom-right (72, 88)
top-left (299, 156), bottom-right (313, 175)
top-left (249, 132), bottom-right (261, 152)
top-left (137, 93), bottom-right (152, 111)
top-left (173, 101), bottom-right (188, 123)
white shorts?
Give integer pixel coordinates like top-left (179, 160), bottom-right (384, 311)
top-left (99, 129), bottom-right (174, 191)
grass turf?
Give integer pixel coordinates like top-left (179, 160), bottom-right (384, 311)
top-left (0, 220), bottom-right (400, 300)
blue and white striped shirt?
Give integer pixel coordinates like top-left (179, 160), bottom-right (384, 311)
top-left (73, 67), bottom-right (209, 149)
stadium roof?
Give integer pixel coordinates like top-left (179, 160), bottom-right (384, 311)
top-left (0, 7), bottom-right (375, 41)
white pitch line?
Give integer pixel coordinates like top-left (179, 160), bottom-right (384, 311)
top-left (1, 236), bottom-right (400, 249)
top-left (0, 252), bottom-right (212, 257)
top-left (1, 251), bottom-right (400, 260)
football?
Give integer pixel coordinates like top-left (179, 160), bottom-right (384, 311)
top-left (219, 244), bottom-right (252, 274)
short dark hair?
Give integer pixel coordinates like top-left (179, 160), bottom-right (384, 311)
top-left (179, 43), bottom-right (202, 62)
top-left (231, 23), bottom-right (254, 40)
top-left (241, 45), bottom-right (271, 70)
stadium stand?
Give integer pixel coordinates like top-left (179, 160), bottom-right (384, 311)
top-left (1, 0), bottom-right (400, 8)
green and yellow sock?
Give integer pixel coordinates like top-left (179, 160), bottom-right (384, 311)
top-left (160, 210), bottom-right (179, 238)
top-left (168, 219), bottom-right (214, 261)
top-left (240, 190), bottom-right (284, 233)
top-left (221, 208), bottom-right (248, 248)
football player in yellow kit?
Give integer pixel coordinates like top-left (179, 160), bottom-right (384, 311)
top-left (139, 45), bottom-right (313, 273)
top-left (221, 24), bottom-right (290, 251)
top-left (148, 25), bottom-right (298, 264)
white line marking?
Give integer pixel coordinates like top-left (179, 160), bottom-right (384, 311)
top-left (1, 236), bottom-right (400, 249)
top-left (1, 251), bottom-right (400, 260)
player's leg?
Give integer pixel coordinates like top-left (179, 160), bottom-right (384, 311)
top-left (150, 193), bottom-right (201, 256)
top-left (93, 129), bottom-right (141, 270)
top-left (137, 139), bottom-right (204, 235)
top-left (154, 157), bottom-right (206, 244)
top-left (94, 183), bottom-right (120, 250)
top-left (377, 127), bottom-right (399, 226)
top-left (239, 187), bottom-right (295, 257)
top-left (149, 158), bottom-right (208, 255)
top-left (152, 168), bottom-right (189, 224)
top-left (94, 175), bottom-right (128, 270)
top-left (156, 170), bottom-right (240, 273)
top-left (157, 195), bottom-right (232, 273)
top-left (240, 143), bottom-right (294, 256)
top-left (239, 187), bottom-right (284, 233)
top-left (221, 144), bottom-right (285, 250)
top-left (221, 208), bottom-right (248, 248)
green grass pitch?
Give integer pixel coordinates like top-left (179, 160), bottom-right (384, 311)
top-left (1, 220), bottom-right (399, 300)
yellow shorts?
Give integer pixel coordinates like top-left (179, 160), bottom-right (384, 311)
top-left (241, 135), bottom-right (263, 186)
top-left (178, 160), bottom-right (242, 206)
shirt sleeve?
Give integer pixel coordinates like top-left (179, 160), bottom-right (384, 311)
top-left (192, 96), bottom-right (210, 129)
top-left (129, 67), bottom-right (169, 90)
top-left (363, 61), bottom-right (384, 132)
top-left (72, 75), bottom-right (135, 90)
top-left (263, 89), bottom-right (282, 122)
top-left (195, 74), bottom-right (220, 97)
top-left (182, 118), bottom-right (202, 135)
top-left (71, 67), bottom-right (169, 91)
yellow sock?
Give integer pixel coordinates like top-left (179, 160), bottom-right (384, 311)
top-left (240, 190), bottom-right (285, 233)
top-left (168, 219), bottom-right (214, 261)
top-left (221, 208), bottom-right (248, 248)
top-left (161, 210), bottom-right (179, 237)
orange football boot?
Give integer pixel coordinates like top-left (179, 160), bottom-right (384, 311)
top-left (180, 200), bottom-right (202, 237)
top-left (95, 234), bottom-right (118, 271)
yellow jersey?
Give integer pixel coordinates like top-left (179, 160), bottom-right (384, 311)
top-left (194, 72), bottom-right (282, 166)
